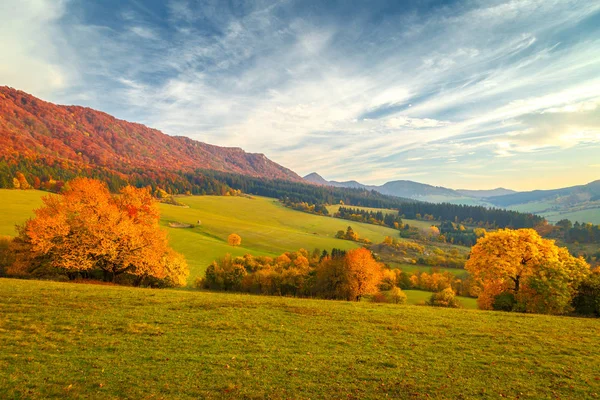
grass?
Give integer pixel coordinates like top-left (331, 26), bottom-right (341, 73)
top-left (0, 190), bottom-right (46, 236)
top-left (1, 278), bottom-right (599, 399)
top-left (0, 190), bottom-right (405, 282)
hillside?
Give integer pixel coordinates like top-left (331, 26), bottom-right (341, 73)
top-left (0, 87), bottom-right (302, 183)
top-left (456, 188), bottom-right (517, 198)
top-left (488, 180), bottom-right (600, 207)
top-left (1, 279), bottom-right (599, 399)
top-left (0, 189), bottom-right (410, 280)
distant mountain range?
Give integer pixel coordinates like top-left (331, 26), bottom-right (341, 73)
top-left (304, 172), bottom-right (515, 203)
top-left (0, 86), bottom-right (303, 183)
top-left (304, 172), bottom-right (600, 224)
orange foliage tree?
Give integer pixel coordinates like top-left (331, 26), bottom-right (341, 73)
top-left (12, 178), bottom-right (188, 286)
top-left (465, 228), bottom-right (589, 314)
top-left (317, 248), bottom-right (383, 301)
top-left (227, 233), bottom-right (242, 247)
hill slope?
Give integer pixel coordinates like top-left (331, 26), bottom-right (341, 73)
top-left (1, 279), bottom-right (599, 399)
top-left (0, 86), bottom-right (302, 182)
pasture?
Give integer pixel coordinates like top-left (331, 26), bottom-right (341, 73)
top-left (0, 190), bottom-right (406, 280)
top-left (1, 278), bottom-right (598, 399)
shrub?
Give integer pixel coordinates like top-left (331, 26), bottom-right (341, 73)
top-left (572, 272), bottom-right (600, 317)
top-left (389, 286), bottom-right (407, 304)
top-left (0, 236), bottom-right (15, 277)
top-left (428, 287), bottom-right (460, 308)
top-left (370, 292), bottom-right (389, 303)
top-left (492, 292), bottom-right (517, 311)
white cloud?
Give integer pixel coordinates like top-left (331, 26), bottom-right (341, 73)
top-left (0, 0), bottom-right (72, 97)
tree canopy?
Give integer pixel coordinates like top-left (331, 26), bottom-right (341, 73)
top-left (11, 178), bottom-right (188, 286)
top-left (465, 229), bottom-right (590, 314)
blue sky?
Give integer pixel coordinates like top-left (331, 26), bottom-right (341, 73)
top-left (2, 0), bottom-right (600, 190)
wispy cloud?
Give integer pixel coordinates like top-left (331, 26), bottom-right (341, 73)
top-left (2, 0), bottom-right (600, 189)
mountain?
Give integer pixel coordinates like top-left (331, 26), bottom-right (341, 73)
top-left (0, 86), bottom-right (303, 183)
top-left (303, 172), bottom-right (331, 186)
top-left (376, 180), bottom-right (463, 199)
top-left (456, 188), bottom-right (517, 198)
top-left (487, 180), bottom-right (600, 207)
top-left (304, 173), bottom-right (487, 203)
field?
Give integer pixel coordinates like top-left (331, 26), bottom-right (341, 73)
top-left (1, 278), bottom-right (598, 399)
top-left (0, 189), bottom-right (409, 279)
top-left (509, 200), bottom-right (600, 224)
top-left (0, 190), bottom-right (46, 236)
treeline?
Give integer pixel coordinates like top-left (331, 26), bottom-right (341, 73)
top-left (197, 248), bottom-right (390, 301)
top-left (438, 221), bottom-right (485, 247)
top-left (196, 246), bottom-right (471, 306)
top-left (557, 220), bottom-right (600, 244)
top-left (334, 207), bottom-right (403, 228)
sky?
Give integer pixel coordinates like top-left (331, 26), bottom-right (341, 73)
top-left (2, 0), bottom-right (600, 190)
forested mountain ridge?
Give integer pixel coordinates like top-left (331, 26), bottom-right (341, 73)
top-left (0, 86), bottom-right (303, 183)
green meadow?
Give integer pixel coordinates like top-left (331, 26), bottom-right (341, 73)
top-left (0, 189), bottom-right (407, 280)
top-left (1, 278), bottom-right (598, 399)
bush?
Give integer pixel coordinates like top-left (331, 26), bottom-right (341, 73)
top-left (572, 272), bottom-right (600, 317)
top-left (492, 292), bottom-right (517, 311)
top-left (370, 292), bottom-right (389, 303)
top-left (0, 236), bottom-right (15, 277)
top-left (389, 286), bottom-right (407, 304)
top-left (428, 288), bottom-right (460, 308)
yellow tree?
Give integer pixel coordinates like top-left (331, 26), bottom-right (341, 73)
top-left (465, 228), bottom-right (589, 314)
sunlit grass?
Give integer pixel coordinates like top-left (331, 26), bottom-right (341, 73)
top-left (1, 278), bottom-right (598, 399)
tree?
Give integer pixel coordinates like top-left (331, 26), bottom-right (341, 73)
top-left (465, 229), bottom-right (590, 314)
top-left (13, 178), bottom-right (188, 285)
top-left (343, 248), bottom-right (383, 301)
top-left (228, 233), bottom-right (242, 247)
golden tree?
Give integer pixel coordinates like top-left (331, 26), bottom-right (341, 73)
top-left (227, 233), bottom-right (242, 247)
top-left (316, 248), bottom-right (383, 301)
top-left (465, 228), bottom-right (589, 314)
top-left (14, 178), bottom-right (188, 285)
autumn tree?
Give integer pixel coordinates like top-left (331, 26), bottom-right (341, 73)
top-left (228, 233), bottom-right (242, 247)
top-left (465, 229), bottom-right (590, 314)
top-left (317, 248), bottom-right (383, 301)
top-left (13, 178), bottom-right (188, 286)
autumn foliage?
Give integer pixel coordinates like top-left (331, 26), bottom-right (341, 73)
top-left (199, 247), bottom-right (396, 302)
top-left (10, 178), bottom-right (188, 286)
top-left (465, 229), bottom-right (590, 314)
top-left (227, 233), bottom-right (242, 247)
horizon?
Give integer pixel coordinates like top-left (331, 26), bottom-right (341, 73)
top-left (2, 0), bottom-right (600, 191)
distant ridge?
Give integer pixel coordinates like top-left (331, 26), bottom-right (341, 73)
top-left (304, 172), bottom-right (505, 202)
top-left (0, 86), bottom-right (303, 183)
top-left (456, 188), bottom-right (517, 198)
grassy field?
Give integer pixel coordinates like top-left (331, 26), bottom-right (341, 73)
top-left (1, 278), bottom-right (598, 399)
top-left (0, 189), bottom-right (46, 236)
top-left (0, 190), bottom-right (404, 281)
